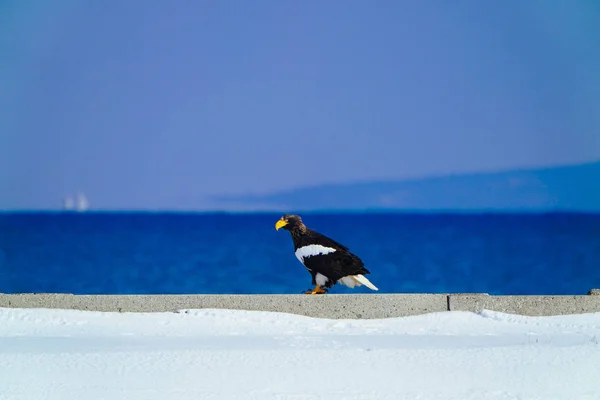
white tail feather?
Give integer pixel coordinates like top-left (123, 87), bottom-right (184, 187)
top-left (351, 274), bottom-right (379, 291)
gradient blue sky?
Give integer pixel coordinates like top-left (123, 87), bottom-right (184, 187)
top-left (2, 0), bottom-right (599, 210)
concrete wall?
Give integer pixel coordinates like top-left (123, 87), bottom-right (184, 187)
top-left (1, 291), bottom-right (599, 319)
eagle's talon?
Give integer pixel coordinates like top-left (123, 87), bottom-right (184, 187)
top-left (303, 287), bottom-right (327, 294)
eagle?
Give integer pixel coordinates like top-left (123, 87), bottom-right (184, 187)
top-left (275, 214), bottom-right (378, 294)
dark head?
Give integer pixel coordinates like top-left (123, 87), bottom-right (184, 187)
top-left (275, 214), bottom-right (305, 232)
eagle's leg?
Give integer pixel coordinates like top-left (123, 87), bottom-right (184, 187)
top-left (304, 285), bottom-right (327, 295)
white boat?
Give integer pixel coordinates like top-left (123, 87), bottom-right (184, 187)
top-left (76, 193), bottom-right (89, 212)
top-left (62, 192), bottom-right (89, 212)
top-left (63, 196), bottom-right (75, 210)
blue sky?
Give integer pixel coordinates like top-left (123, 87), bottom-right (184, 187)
top-left (2, 0), bottom-right (599, 210)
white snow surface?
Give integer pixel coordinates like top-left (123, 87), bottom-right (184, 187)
top-left (1, 307), bottom-right (599, 400)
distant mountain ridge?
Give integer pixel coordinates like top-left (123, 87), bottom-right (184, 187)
top-left (210, 161), bottom-right (600, 212)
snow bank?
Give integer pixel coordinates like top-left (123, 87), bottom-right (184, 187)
top-left (0, 307), bottom-right (599, 399)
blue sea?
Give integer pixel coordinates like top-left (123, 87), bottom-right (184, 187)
top-left (1, 212), bottom-right (599, 295)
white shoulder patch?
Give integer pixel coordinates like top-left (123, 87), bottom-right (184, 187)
top-left (295, 244), bottom-right (336, 263)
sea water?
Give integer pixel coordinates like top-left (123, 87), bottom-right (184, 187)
top-left (1, 212), bottom-right (599, 295)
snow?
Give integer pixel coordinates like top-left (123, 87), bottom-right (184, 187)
top-left (0, 307), bottom-right (599, 400)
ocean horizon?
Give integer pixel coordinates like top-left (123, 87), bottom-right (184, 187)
top-left (1, 211), bottom-right (599, 296)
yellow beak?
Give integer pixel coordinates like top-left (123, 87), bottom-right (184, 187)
top-left (275, 219), bottom-right (288, 231)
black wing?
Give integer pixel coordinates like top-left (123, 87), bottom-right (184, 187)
top-left (302, 250), bottom-right (370, 286)
top-left (302, 228), bottom-right (350, 252)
